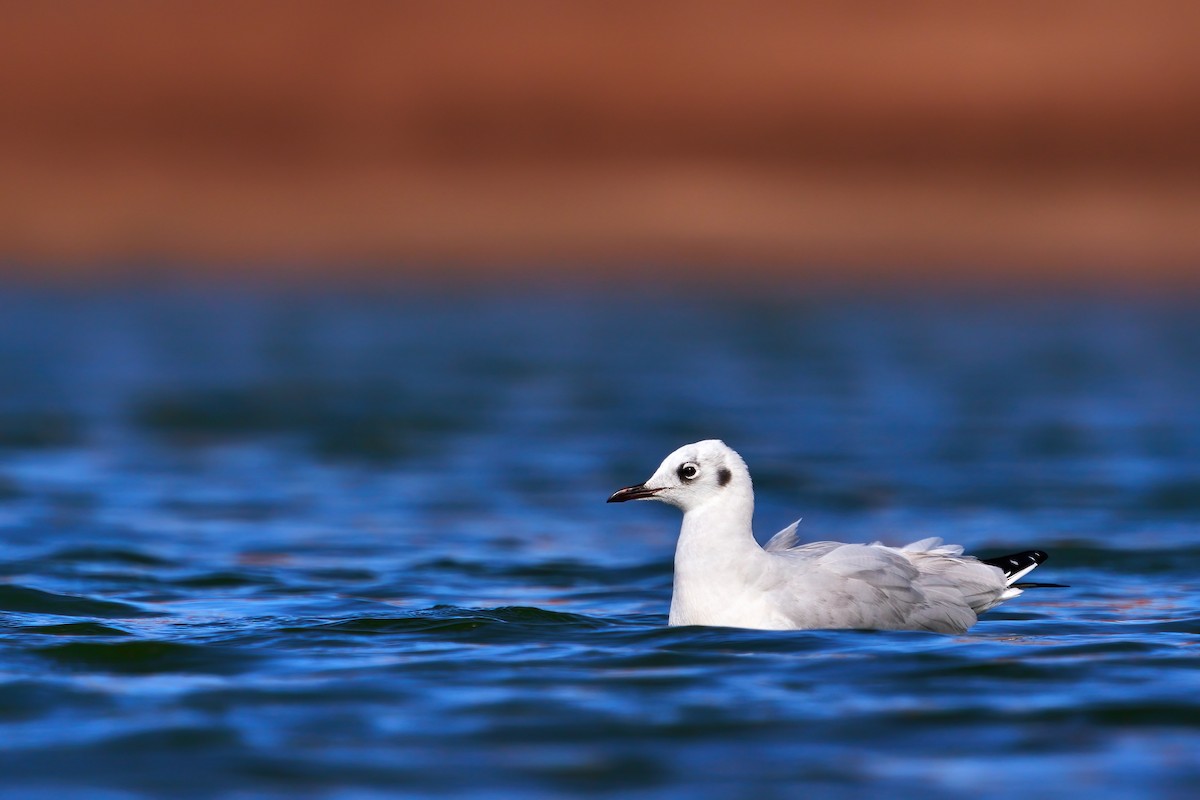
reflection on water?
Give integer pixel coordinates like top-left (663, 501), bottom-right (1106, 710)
top-left (0, 286), bottom-right (1198, 798)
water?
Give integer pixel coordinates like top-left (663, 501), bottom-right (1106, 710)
top-left (0, 285), bottom-right (1198, 799)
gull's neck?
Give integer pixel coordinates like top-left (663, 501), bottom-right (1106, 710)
top-left (669, 485), bottom-right (767, 626)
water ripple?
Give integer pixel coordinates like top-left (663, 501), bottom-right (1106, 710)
top-left (0, 288), bottom-right (1198, 798)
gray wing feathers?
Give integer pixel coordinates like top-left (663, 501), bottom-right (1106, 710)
top-left (764, 520), bottom-right (802, 552)
top-left (766, 536), bottom-right (1010, 634)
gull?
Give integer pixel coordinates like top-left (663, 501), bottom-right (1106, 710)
top-left (608, 439), bottom-right (1050, 633)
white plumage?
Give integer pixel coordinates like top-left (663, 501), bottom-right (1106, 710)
top-left (608, 439), bottom-right (1047, 634)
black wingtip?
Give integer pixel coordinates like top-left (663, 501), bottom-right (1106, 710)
top-left (981, 550), bottom-right (1049, 578)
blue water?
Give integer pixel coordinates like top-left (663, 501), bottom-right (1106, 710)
top-left (0, 285), bottom-right (1198, 799)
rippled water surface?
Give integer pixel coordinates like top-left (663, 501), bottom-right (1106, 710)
top-left (0, 286), bottom-right (1198, 798)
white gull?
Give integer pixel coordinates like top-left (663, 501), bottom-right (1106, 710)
top-left (608, 439), bottom-right (1049, 634)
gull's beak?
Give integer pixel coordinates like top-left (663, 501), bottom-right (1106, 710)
top-left (607, 483), bottom-right (662, 503)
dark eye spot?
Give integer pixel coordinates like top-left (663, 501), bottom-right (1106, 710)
top-left (677, 463), bottom-right (698, 481)
top-left (717, 467), bottom-right (732, 486)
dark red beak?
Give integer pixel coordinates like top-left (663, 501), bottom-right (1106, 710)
top-left (606, 484), bottom-right (661, 503)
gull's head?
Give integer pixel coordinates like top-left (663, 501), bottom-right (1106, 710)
top-left (607, 439), bottom-right (750, 512)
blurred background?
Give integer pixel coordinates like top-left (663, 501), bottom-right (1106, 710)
top-left (3, 0), bottom-right (1199, 285)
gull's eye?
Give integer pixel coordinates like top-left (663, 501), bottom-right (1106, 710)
top-left (677, 462), bottom-right (699, 481)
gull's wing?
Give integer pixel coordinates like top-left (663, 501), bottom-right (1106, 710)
top-left (763, 520), bottom-right (802, 552)
top-left (763, 537), bottom-right (1010, 633)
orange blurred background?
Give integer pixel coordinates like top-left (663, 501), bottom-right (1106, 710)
top-left (2, 0), bottom-right (1198, 286)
